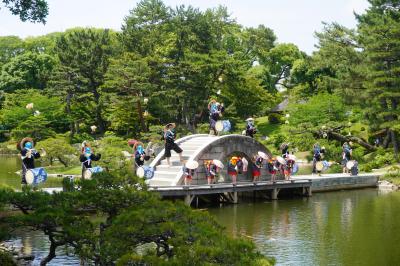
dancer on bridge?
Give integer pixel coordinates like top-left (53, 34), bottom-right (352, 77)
top-left (245, 118), bottom-right (257, 138)
top-left (19, 137), bottom-right (41, 185)
top-left (80, 141), bottom-right (101, 179)
top-left (204, 160), bottom-right (218, 184)
top-left (252, 155), bottom-right (263, 182)
top-left (267, 157), bottom-right (278, 182)
top-left (228, 156), bottom-right (242, 184)
top-left (208, 99), bottom-right (224, 135)
top-left (163, 123), bottom-right (184, 167)
top-left (183, 160), bottom-right (198, 186)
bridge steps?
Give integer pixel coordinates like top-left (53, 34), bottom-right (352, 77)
top-left (149, 135), bottom-right (216, 186)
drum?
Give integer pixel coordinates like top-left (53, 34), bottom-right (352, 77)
top-left (315, 161), bottom-right (324, 172)
top-left (84, 166), bottom-right (103, 179)
top-left (136, 166), bottom-right (154, 179)
top-left (26, 168), bottom-right (47, 185)
top-left (215, 120), bottom-right (231, 132)
top-left (222, 120), bottom-right (231, 132)
top-left (215, 121), bottom-right (224, 132)
top-left (322, 161), bottom-right (330, 170)
top-left (292, 163), bottom-right (299, 174)
top-left (346, 160), bottom-right (355, 170)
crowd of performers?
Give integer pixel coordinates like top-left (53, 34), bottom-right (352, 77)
top-left (16, 99), bottom-right (357, 186)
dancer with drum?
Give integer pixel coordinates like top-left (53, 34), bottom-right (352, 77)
top-left (164, 123), bottom-right (184, 167)
top-left (245, 118), bottom-right (257, 138)
top-left (80, 142), bottom-right (101, 179)
top-left (134, 142), bottom-right (150, 167)
top-left (208, 100), bottom-right (224, 135)
top-left (312, 143), bottom-right (322, 175)
top-left (341, 142), bottom-right (352, 174)
top-left (19, 137), bottom-right (41, 185)
top-left (280, 142), bottom-right (290, 159)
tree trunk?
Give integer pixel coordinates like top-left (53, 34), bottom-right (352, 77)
top-left (136, 99), bottom-right (147, 132)
top-left (66, 90), bottom-right (75, 139)
top-left (382, 129), bottom-right (391, 148)
top-left (92, 88), bottom-right (105, 134)
top-left (390, 129), bottom-right (399, 160)
top-left (57, 156), bottom-right (69, 167)
top-left (40, 238), bottom-right (57, 266)
top-left (326, 131), bottom-right (377, 151)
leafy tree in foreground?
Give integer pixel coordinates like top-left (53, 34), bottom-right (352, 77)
top-left (1, 0), bottom-right (48, 23)
top-left (0, 170), bottom-right (273, 265)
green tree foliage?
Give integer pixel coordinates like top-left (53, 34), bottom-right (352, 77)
top-left (0, 36), bottom-right (24, 66)
top-left (0, 51), bottom-right (55, 91)
top-left (1, 0), bottom-right (48, 23)
top-left (288, 93), bottom-right (347, 129)
top-left (103, 52), bottom-right (153, 134)
top-left (0, 171), bottom-right (272, 265)
top-left (357, 0), bottom-right (400, 156)
top-left (0, 89), bottom-right (67, 139)
top-left (54, 28), bottom-right (117, 134)
top-left (36, 135), bottom-right (77, 166)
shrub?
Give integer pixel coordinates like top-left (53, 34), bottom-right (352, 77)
top-left (268, 113), bottom-right (283, 124)
top-left (0, 251), bottom-right (16, 266)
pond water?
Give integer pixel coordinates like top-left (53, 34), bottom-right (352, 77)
top-left (209, 189), bottom-right (400, 266)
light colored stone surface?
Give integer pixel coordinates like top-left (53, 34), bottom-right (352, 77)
top-left (291, 173), bottom-right (380, 192)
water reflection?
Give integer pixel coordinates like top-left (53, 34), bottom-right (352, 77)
top-left (209, 189), bottom-right (400, 266)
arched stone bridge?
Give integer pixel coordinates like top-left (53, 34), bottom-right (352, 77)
top-left (147, 134), bottom-right (272, 186)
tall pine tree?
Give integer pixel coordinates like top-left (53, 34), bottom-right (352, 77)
top-left (357, 0), bottom-right (400, 157)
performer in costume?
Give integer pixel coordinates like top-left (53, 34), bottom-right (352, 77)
top-left (80, 142), bottom-right (101, 179)
top-left (284, 157), bottom-right (295, 180)
top-left (312, 143), bottom-right (322, 175)
top-left (245, 118), bottom-right (257, 138)
top-left (204, 160), bottom-right (218, 184)
top-left (134, 142), bottom-right (150, 167)
top-left (164, 123), bottom-right (184, 166)
top-left (252, 155), bottom-right (263, 182)
top-left (208, 100), bottom-right (224, 135)
top-left (19, 138), bottom-right (41, 185)
top-left (280, 143), bottom-right (290, 159)
top-left (267, 158), bottom-right (278, 182)
top-left (227, 156), bottom-right (241, 184)
top-left (341, 142), bottom-right (352, 174)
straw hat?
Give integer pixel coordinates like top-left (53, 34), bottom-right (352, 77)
top-left (128, 139), bottom-right (137, 147)
top-left (212, 159), bottom-right (224, 169)
top-left (257, 151), bottom-right (269, 160)
top-left (18, 137), bottom-right (34, 151)
top-left (133, 141), bottom-right (144, 150)
top-left (246, 117), bottom-right (254, 122)
top-left (165, 123), bottom-right (175, 129)
top-left (276, 156), bottom-right (286, 165)
top-left (185, 160), bottom-right (199, 170)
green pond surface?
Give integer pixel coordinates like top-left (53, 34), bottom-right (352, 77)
top-left (1, 156), bottom-right (400, 265)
